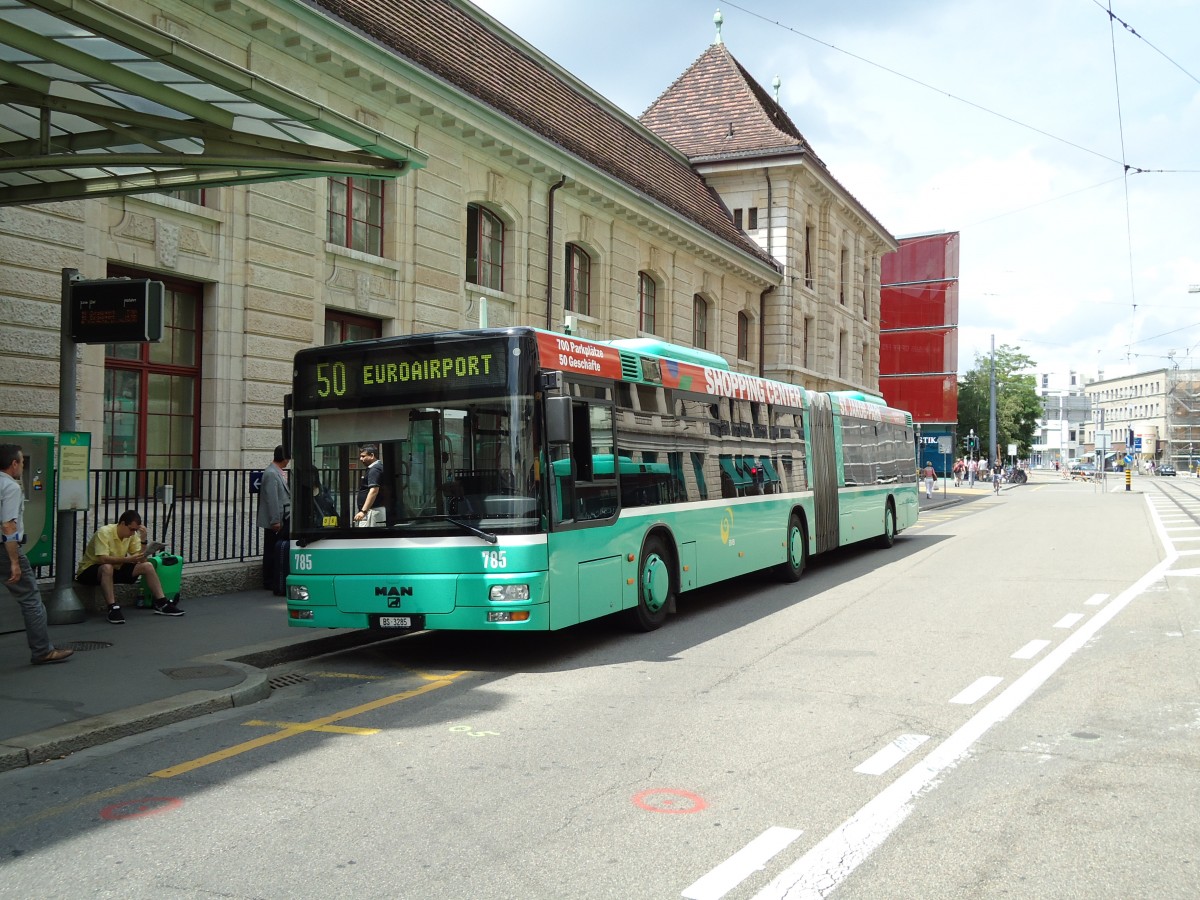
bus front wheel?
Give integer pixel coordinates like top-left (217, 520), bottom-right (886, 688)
top-left (776, 513), bottom-right (807, 583)
top-left (628, 535), bottom-right (673, 631)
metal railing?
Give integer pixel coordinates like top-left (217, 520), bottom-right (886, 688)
top-left (45, 467), bottom-right (265, 579)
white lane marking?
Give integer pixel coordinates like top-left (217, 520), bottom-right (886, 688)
top-left (949, 676), bottom-right (1003, 705)
top-left (1167, 568), bottom-right (1200, 576)
top-left (681, 826), bottom-right (803, 900)
top-left (854, 734), bottom-right (930, 776)
top-left (1084, 593), bottom-right (1109, 606)
top-left (1054, 613), bottom-right (1085, 629)
top-left (751, 508), bottom-right (1177, 900)
top-left (1012, 639), bottom-right (1051, 660)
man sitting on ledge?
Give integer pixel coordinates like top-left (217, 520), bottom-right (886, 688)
top-left (75, 509), bottom-right (184, 623)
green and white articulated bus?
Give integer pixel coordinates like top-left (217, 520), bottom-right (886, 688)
top-left (285, 327), bottom-right (918, 632)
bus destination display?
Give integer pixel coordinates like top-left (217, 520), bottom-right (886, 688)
top-left (296, 340), bottom-right (509, 405)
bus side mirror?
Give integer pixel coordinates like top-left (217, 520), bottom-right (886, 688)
top-left (546, 395), bottom-right (573, 444)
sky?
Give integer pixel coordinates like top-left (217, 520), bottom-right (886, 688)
top-left (470, 0), bottom-right (1200, 384)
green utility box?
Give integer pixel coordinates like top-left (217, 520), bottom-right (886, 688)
top-left (0, 432), bottom-right (56, 566)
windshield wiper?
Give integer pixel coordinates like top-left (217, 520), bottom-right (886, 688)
top-left (446, 517), bottom-right (498, 544)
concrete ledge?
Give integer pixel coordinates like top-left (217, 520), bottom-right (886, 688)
top-left (0, 663), bottom-right (270, 769)
top-left (58, 560), bottom-right (261, 619)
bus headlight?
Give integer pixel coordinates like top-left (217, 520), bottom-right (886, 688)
top-left (489, 584), bottom-right (530, 601)
top-left (288, 584), bottom-right (310, 601)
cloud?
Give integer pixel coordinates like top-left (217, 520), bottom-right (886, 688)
top-left (471, 0), bottom-right (1200, 379)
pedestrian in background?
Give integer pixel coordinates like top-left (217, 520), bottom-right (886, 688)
top-left (953, 457), bottom-right (964, 487)
top-left (968, 457), bottom-right (978, 488)
top-left (257, 445), bottom-right (290, 594)
top-left (923, 461), bottom-right (936, 499)
top-left (0, 443), bottom-right (73, 664)
top-left (76, 509), bottom-right (182, 622)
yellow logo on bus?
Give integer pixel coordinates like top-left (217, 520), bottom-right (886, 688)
top-left (720, 508), bottom-right (734, 545)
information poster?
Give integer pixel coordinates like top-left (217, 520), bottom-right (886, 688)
top-left (58, 431), bottom-right (91, 511)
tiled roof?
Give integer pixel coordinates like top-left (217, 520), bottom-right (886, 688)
top-left (640, 43), bottom-right (818, 162)
top-left (310, 0), bottom-right (777, 272)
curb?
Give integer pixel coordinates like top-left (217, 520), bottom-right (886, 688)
top-left (0, 630), bottom-right (398, 772)
top-left (0, 663), bottom-right (269, 772)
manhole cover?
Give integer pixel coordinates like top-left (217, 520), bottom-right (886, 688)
top-left (58, 641), bottom-right (113, 651)
top-left (161, 665), bottom-right (238, 680)
top-left (268, 673), bottom-right (309, 690)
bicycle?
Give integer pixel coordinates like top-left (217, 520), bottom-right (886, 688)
top-left (993, 470), bottom-right (1002, 494)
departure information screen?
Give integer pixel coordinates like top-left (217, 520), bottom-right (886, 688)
top-left (294, 337), bottom-right (512, 408)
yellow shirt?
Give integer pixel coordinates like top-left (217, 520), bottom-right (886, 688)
top-left (76, 524), bottom-right (142, 575)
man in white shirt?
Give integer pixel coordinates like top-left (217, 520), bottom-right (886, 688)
top-left (0, 443), bottom-right (73, 664)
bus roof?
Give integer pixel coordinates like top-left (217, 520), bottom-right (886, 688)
top-left (605, 338), bottom-right (730, 371)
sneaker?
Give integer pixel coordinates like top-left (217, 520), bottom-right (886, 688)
top-left (153, 598), bottom-right (185, 616)
top-left (107, 605), bottom-right (125, 624)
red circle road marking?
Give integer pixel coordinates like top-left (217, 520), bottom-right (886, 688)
top-left (99, 797), bottom-right (183, 821)
top-left (632, 788), bottom-right (708, 814)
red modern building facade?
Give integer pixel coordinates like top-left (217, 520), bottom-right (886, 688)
top-left (879, 232), bottom-right (959, 471)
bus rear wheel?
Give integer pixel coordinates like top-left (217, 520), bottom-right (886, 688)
top-left (875, 504), bottom-right (896, 549)
top-left (776, 513), bottom-right (807, 583)
top-left (628, 535), bottom-right (673, 631)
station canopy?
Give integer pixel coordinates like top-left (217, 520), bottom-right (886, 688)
top-left (0, 0), bottom-right (426, 207)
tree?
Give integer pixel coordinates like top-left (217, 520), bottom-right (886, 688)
top-left (957, 345), bottom-right (1042, 460)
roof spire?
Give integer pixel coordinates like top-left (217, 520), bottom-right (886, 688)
top-left (772, 75), bottom-right (781, 104)
top-left (714, 9), bottom-right (723, 44)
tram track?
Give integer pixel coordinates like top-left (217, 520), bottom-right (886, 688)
top-left (1144, 477), bottom-right (1200, 548)
top-left (1145, 476), bottom-right (1200, 521)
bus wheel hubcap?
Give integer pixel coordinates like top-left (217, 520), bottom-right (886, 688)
top-left (789, 529), bottom-right (803, 568)
top-left (642, 555), bottom-right (668, 612)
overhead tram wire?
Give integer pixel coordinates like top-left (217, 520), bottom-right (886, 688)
top-left (1090, 0), bottom-right (1200, 87)
top-left (1104, 0), bottom-right (1140, 363)
top-left (722, 0), bottom-right (1125, 167)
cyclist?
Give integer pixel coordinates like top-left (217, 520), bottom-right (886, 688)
top-left (992, 458), bottom-right (1004, 494)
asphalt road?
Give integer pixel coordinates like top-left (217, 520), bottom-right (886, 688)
top-left (2, 474), bottom-right (1198, 899)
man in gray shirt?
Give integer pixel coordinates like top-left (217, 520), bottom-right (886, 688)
top-left (256, 444), bottom-right (291, 594)
top-left (0, 443), bottom-right (73, 665)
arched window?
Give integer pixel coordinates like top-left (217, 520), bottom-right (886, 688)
top-left (737, 312), bottom-right (750, 360)
top-left (466, 204), bottom-right (504, 291)
top-left (839, 240), bottom-right (850, 305)
top-left (566, 243), bottom-right (591, 315)
top-left (638, 271), bottom-right (657, 333)
top-left (692, 295), bottom-right (708, 349)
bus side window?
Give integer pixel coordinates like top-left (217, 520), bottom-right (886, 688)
top-left (572, 402), bottom-right (593, 482)
top-left (572, 400), bottom-right (618, 520)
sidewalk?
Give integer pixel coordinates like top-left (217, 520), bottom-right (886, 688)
top-left (0, 588), bottom-right (387, 772)
top-left (918, 477), bottom-right (994, 510)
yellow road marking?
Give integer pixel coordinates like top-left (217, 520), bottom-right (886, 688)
top-left (243, 719), bottom-right (380, 735)
top-left (151, 670), bottom-right (471, 778)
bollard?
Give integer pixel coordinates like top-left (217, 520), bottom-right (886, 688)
top-left (1125, 467), bottom-right (1131, 492)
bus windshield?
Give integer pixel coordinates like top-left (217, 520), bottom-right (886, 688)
top-left (291, 393), bottom-right (540, 538)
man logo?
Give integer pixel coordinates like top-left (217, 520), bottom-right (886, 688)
top-left (375, 585), bottom-right (413, 609)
